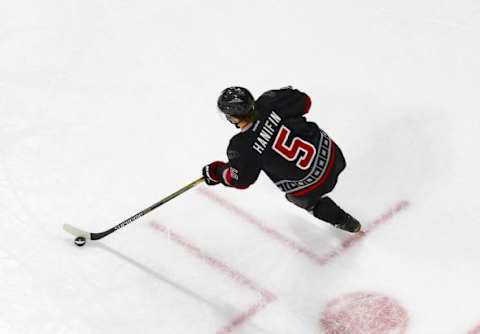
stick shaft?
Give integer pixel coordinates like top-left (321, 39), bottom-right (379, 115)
top-left (90, 177), bottom-right (204, 240)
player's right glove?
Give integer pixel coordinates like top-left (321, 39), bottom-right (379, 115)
top-left (202, 161), bottom-right (226, 186)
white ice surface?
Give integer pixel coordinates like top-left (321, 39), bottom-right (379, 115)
top-left (1, 1), bottom-right (480, 333)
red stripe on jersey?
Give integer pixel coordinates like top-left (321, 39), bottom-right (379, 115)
top-left (290, 143), bottom-right (336, 197)
top-left (304, 95), bottom-right (312, 114)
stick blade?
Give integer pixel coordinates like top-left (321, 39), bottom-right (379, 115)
top-left (63, 224), bottom-right (92, 240)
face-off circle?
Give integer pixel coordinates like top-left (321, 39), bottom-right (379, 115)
top-left (320, 292), bottom-right (408, 334)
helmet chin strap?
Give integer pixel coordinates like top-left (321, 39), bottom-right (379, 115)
top-left (226, 115), bottom-right (241, 128)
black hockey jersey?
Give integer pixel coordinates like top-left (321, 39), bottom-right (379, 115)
top-left (217, 87), bottom-right (337, 197)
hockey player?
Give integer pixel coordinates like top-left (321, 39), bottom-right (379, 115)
top-left (202, 86), bottom-right (361, 233)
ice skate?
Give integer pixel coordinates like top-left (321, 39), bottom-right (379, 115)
top-left (333, 212), bottom-right (361, 233)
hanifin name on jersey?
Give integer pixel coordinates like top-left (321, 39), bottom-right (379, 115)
top-left (252, 111), bottom-right (282, 154)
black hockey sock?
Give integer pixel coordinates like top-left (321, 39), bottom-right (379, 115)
top-left (312, 197), bottom-right (346, 225)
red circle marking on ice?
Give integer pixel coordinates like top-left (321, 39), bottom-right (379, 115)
top-left (320, 292), bottom-right (408, 334)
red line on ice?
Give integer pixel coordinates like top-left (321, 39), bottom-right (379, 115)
top-left (218, 300), bottom-right (271, 334)
top-left (199, 188), bottom-right (327, 265)
top-left (319, 200), bottom-right (410, 265)
top-left (150, 222), bottom-right (276, 334)
top-left (199, 188), bottom-right (409, 266)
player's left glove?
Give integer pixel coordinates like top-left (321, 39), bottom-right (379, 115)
top-left (202, 161), bottom-right (227, 186)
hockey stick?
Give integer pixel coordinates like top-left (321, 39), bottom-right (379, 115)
top-left (63, 176), bottom-right (205, 241)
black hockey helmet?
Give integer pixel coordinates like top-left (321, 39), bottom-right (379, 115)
top-left (217, 87), bottom-right (255, 117)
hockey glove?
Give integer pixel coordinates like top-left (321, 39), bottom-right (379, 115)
top-left (202, 161), bottom-right (226, 186)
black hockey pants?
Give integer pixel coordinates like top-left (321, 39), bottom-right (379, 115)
top-left (285, 144), bottom-right (347, 225)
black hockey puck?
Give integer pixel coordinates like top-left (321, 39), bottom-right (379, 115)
top-left (74, 236), bottom-right (86, 247)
